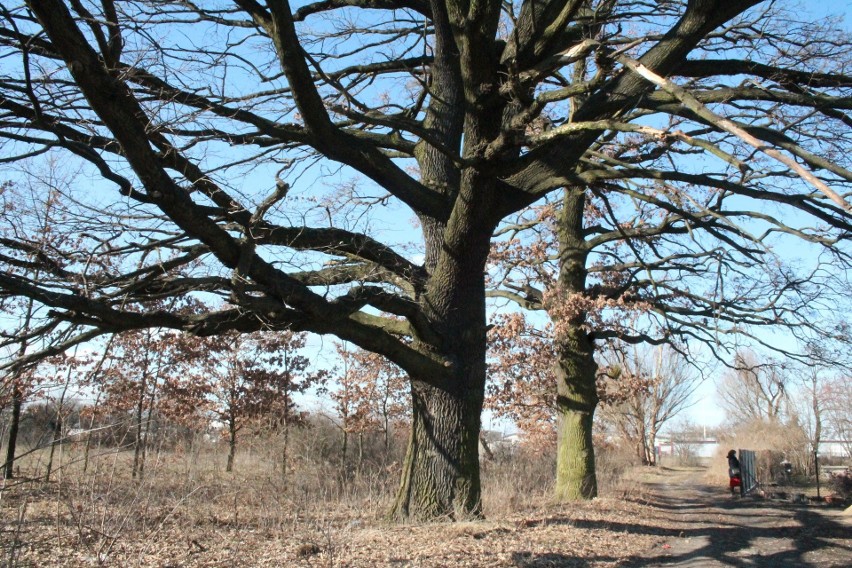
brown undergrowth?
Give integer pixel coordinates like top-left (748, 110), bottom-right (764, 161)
top-left (1, 442), bottom-right (657, 567)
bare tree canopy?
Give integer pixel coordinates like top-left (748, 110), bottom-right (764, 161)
top-left (1, 0), bottom-right (852, 519)
top-left (718, 351), bottom-right (790, 424)
top-left (598, 344), bottom-right (701, 465)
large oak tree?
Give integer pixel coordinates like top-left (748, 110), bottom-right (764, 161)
top-left (1, 0), bottom-right (851, 519)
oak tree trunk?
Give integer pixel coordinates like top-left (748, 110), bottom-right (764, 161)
top-left (554, 328), bottom-right (599, 500)
top-left (391, 377), bottom-right (483, 521)
top-left (554, 187), bottom-right (599, 500)
top-left (390, 214), bottom-right (491, 520)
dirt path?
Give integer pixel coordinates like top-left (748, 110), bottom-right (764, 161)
top-left (632, 467), bottom-right (852, 567)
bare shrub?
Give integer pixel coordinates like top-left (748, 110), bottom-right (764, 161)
top-left (595, 440), bottom-right (642, 495)
top-left (712, 419), bottom-right (810, 485)
top-left (478, 435), bottom-right (637, 517)
top-left (481, 445), bottom-right (555, 516)
top-left (828, 471), bottom-right (852, 499)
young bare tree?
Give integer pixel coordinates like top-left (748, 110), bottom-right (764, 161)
top-left (260, 331), bottom-right (325, 478)
top-left (98, 308), bottom-right (211, 479)
top-left (718, 351), bottom-right (790, 425)
top-left (598, 344), bottom-right (701, 466)
top-left (198, 333), bottom-right (268, 474)
top-left (342, 345), bottom-right (409, 453)
top-left (822, 375), bottom-right (852, 457)
top-left (1, 1), bottom-right (852, 518)
top-left (42, 350), bottom-right (88, 480)
top-left (1, 297), bottom-right (35, 480)
top-left (1, 181), bottom-right (81, 478)
top-left (330, 342), bottom-right (408, 473)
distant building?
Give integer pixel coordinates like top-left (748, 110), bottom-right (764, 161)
top-left (817, 440), bottom-right (851, 459)
top-left (656, 437), bottom-right (720, 459)
top-left (655, 438), bottom-right (850, 461)
top-left (478, 430), bottom-right (522, 457)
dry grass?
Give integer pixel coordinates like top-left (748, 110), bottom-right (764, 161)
top-left (0, 442), bottom-right (664, 567)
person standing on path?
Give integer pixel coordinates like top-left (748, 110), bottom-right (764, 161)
top-left (727, 450), bottom-right (742, 496)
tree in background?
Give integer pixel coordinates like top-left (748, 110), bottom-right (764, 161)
top-left (346, 349), bottom-right (409, 454)
top-left (487, 314), bottom-right (700, 466)
top-left (1, 347), bottom-right (33, 479)
top-left (41, 349), bottom-right (91, 480)
top-left (2, 0), bottom-right (852, 519)
top-left (786, 359), bottom-right (852, 478)
top-left (490, 159), bottom-right (852, 496)
top-left (198, 333), bottom-right (266, 474)
top-left (331, 343), bottom-right (373, 478)
top-left (1, 355), bottom-right (72, 478)
top-left (332, 343), bottom-right (409, 473)
top-left (98, 316), bottom-right (207, 480)
top-left (718, 352), bottom-right (790, 425)
top-left (795, 367), bottom-right (826, 475)
top-left (663, 420), bottom-right (707, 466)
top-left (155, 341), bottom-right (216, 453)
top-left (258, 331), bottom-right (326, 478)
top-left (486, 313), bottom-right (557, 451)
top-left (1, 349), bottom-right (97, 480)
top-left (822, 375), bottom-right (852, 458)
top-left (598, 344), bottom-right (701, 466)
top-left (0, 181), bottom-right (87, 478)
top-left (482, 2), bottom-right (852, 497)
top-left (716, 351), bottom-right (816, 473)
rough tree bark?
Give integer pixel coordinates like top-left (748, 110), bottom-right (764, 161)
top-left (392, 377), bottom-right (484, 520)
top-left (391, 220), bottom-right (494, 519)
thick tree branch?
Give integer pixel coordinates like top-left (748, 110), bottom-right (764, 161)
top-left (619, 55), bottom-right (852, 211)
